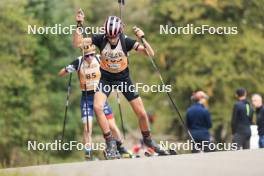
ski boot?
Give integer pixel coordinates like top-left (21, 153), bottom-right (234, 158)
top-left (84, 149), bottom-right (93, 161)
top-left (104, 138), bottom-right (120, 160)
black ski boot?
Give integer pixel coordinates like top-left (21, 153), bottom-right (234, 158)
top-left (116, 141), bottom-right (133, 158)
top-left (104, 138), bottom-right (120, 160)
top-left (143, 138), bottom-right (169, 156)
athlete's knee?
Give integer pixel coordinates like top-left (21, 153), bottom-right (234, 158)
top-left (94, 102), bottom-right (104, 114)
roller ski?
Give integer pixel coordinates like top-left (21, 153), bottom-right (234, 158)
top-left (103, 139), bottom-right (120, 160)
top-left (120, 150), bottom-right (139, 158)
top-left (144, 147), bottom-right (177, 157)
top-left (144, 147), bottom-right (159, 157)
top-left (116, 141), bottom-right (140, 158)
top-left (119, 148), bottom-right (140, 159)
top-left (143, 138), bottom-right (177, 157)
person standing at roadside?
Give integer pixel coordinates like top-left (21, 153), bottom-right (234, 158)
top-left (186, 91), bottom-right (212, 153)
top-left (251, 94), bottom-right (264, 148)
top-left (231, 88), bottom-right (253, 149)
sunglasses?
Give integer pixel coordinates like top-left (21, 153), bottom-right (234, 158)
top-left (84, 53), bottom-right (95, 58)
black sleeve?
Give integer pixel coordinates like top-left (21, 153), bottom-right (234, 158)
top-left (261, 109), bottom-right (264, 119)
top-left (125, 36), bottom-right (137, 52)
top-left (69, 59), bottom-right (80, 70)
top-left (92, 34), bottom-right (104, 48)
top-left (259, 109), bottom-right (264, 124)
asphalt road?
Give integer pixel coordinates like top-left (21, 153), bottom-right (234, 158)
top-left (1, 149), bottom-right (264, 176)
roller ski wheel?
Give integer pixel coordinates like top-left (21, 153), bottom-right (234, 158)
top-left (121, 151), bottom-right (140, 159)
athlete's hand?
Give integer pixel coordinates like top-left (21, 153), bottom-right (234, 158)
top-left (76, 8), bottom-right (84, 24)
top-left (133, 26), bottom-right (145, 39)
top-left (65, 65), bottom-right (76, 73)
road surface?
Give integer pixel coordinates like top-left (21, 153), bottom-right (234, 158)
top-left (1, 149), bottom-right (263, 176)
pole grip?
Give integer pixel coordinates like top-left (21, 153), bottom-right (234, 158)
top-left (118, 0), bottom-right (125, 5)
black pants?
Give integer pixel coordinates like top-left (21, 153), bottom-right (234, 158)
top-left (232, 133), bottom-right (250, 149)
top-left (97, 76), bottom-right (139, 102)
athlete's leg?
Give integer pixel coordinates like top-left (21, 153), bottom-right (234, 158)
top-left (104, 101), bottom-right (130, 155)
top-left (121, 77), bottom-right (152, 140)
top-left (108, 118), bottom-right (123, 142)
top-left (81, 95), bottom-right (94, 146)
top-left (120, 77), bottom-right (150, 133)
top-left (129, 97), bottom-right (166, 154)
top-left (129, 97), bottom-right (150, 132)
top-left (121, 77), bottom-right (165, 153)
top-left (94, 92), bottom-right (111, 135)
top-left (103, 101), bottom-right (123, 141)
top-left (83, 119), bottom-right (93, 146)
top-left (80, 95), bottom-right (94, 159)
top-left (83, 119), bottom-right (93, 159)
top-left (94, 79), bottom-right (119, 158)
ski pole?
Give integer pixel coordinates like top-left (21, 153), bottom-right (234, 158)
top-left (118, 0), bottom-right (125, 20)
top-left (139, 37), bottom-right (195, 142)
top-left (79, 8), bottom-right (90, 134)
top-left (116, 91), bottom-right (126, 139)
top-left (84, 83), bottom-right (90, 133)
top-left (117, 0), bottom-right (127, 139)
top-left (81, 44), bottom-right (90, 134)
top-left (62, 73), bottom-right (72, 141)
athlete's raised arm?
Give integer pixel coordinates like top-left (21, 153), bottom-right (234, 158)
top-left (132, 26), bottom-right (155, 57)
top-left (73, 9), bottom-right (92, 48)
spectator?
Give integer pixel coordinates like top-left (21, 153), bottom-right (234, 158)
top-left (186, 91), bottom-right (212, 153)
top-left (231, 88), bottom-right (253, 149)
top-left (251, 94), bottom-right (264, 148)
